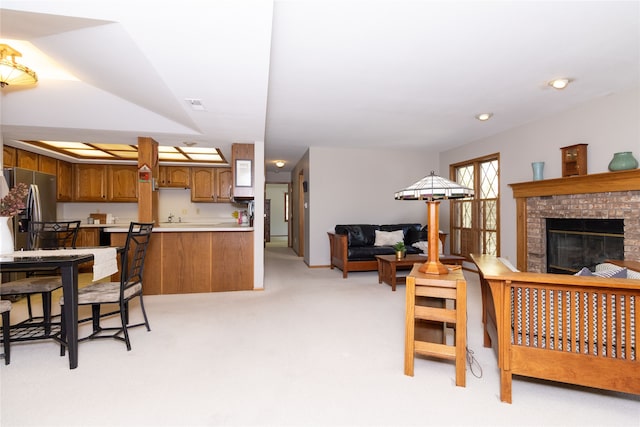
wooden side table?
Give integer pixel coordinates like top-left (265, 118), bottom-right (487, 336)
top-left (376, 254), bottom-right (465, 291)
top-left (404, 264), bottom-right (467, 387)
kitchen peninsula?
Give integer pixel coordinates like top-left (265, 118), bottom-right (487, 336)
top-left (106, 222), bottom-right (254, 294)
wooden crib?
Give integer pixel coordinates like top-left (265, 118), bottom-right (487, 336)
top-left (471, 254), bottom-right (640, 403)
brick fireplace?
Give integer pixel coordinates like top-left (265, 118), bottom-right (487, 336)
top-left (509, 169), bottom-right (640, 272)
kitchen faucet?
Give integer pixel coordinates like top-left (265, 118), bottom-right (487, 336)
top-left (168, 213), bottom-right (175, 223)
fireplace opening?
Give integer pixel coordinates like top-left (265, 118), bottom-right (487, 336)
top-left (546, 218), bottom-right (624, 274)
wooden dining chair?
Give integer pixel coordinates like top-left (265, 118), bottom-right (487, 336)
top-left (0, 220), bottom-right (81, 338)
top-left (1, 300), bottom-right (11, 364)
top-left (60, 222), bottom-right (154, 353)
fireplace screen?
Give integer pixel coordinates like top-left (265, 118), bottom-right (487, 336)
top-left (546, 218), bottom-right (624, 274)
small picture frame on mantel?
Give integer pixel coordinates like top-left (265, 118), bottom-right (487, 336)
top-left (560, 143), bottom-right (588, 177)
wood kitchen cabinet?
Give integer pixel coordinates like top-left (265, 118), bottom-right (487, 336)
top-left (116, 229), bottom-right (254, 295)
top-left (56, 160), bottom-right (73, 201)
top-left (108, 165), bottom-right (138, 202)
top-left (38, 155), bottom-right (57, 175)
top-left (76, 228), bottom-right (100, 247)
top-left (215, 168), bottom-right (233, 203)
top-left (159, 166), bottom-right (190, 188)
top-left (191, 167), bottom-right (232, 202)
top-left (3, 146), bottom-right (16, 167)
top-left (73, 164), bottom-right (107, 201)
top-left (16, 149), bottom-right (38, 170)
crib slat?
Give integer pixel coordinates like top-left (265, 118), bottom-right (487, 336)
top-left (553, 290), bottom-right (560, 351)
top-left (615, 294), bottom-right (622, 359)
top-left (596, 293), bottom-right (603, 357)
top-left (587, 292), bottom-right (594, 356)
top-left (606, 293), bottom-right (613, 358)
top-left (624, 294), bottom-right (631, 360)
top-left (570, 291), bottom-right (577, 353)
top-left (544, 289), bottom-right (551, 350)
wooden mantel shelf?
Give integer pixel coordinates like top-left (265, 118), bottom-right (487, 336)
top-left (509, 168), bottom-right (640, 198)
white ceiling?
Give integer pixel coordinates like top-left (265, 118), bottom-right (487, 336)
top-left (1, 1), bottom-right (638, 174)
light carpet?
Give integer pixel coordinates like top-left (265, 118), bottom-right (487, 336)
top-left (0, 246), bottom-right (638, 426)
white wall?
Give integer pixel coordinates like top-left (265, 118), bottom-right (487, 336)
top-left (439, 85), bottom-right (640, 264)
top-left (308, 146), bottom-right (440, 267)
top-left (58, 190), bottom-right (241, 224)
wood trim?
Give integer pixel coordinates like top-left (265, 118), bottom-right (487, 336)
top-left (509, 168), bottom-right (640, 198)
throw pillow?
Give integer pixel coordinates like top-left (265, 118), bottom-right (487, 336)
top-left (575, 266), bottom-right (627, 278)
top-left (411, 240), bottom-right (444, 254)
top-left (374, 229), bottom-right (404, 247)
top-left (574, 267), bottom-right (593, 276)
top-left (627, 269), bottom-right (640, 279)
top-left (594, 267), bottom-right (627, 278)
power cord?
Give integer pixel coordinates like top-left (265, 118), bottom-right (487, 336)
top-left (466, 346), bottom-right (483, 378)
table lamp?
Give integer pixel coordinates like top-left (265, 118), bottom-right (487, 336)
top-left (394, 171), bottom-right (474, 274)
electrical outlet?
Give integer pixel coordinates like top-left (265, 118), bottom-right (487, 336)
top-left (181, 209), bottom-right (188, 215)
top-left (196, 208), bottom-right (200, 215)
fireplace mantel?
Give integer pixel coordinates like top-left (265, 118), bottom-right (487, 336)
top-left (510, 168), bottom-right (640, 198)
top-left (509, 169), bottom-right (640, 270)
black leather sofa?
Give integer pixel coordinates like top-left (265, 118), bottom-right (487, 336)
top-left (327, 223), bottom-right (447, 278)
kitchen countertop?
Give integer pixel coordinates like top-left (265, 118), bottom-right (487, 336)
top-left (104, 222), bottom-right (253, 232)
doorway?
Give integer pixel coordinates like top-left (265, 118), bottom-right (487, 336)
top-left (265, 182), bottom-right (290, 248)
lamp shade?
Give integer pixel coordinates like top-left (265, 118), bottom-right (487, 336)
top-left (394, 171), bottom-right (474, 200)
top-left (0, 44), bottom-right (38, 88)
top-left (395, 171), bottom-right (473, 275)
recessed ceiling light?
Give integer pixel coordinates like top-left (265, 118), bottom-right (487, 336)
top-left (548, 78), bottom-right (571, 90)
top-left (475, 113), bottom-right (493, 121)
top-left (275, 160), bottom-right (285, 168)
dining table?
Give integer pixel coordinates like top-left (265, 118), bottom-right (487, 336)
top-left (0, 247), bottom-right (120, 369)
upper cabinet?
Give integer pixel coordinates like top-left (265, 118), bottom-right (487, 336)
top-left (231, 143), bottom-right (254, 200)
top-left (74, 164), bottom-right (107, 201)
top-left (108, 165), bottom-right (139, 202)
top-left (3, 146), bottom-right (16, 168)
top-left (215, 168), bottom-right (233, 203)
top-left (56, 160), bottom-right (73, 202)
top-left (16, 149), bottom-right (38, 170)
top-left (159, 166), bottom-right (190, 188)
top-left (74, 164), bottom-right (138, 202)
top-left (191, 167), bottom-right (232, 202)
top-left (38, 155), bottom-right (57, 175)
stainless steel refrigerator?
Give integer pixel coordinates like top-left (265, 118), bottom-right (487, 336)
top-left (3, 167), bottom-right (57, 250)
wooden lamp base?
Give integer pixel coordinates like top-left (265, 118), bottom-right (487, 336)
top-left (418, 200), bottom-right (448, 275)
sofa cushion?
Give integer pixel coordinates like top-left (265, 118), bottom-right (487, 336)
top-left (348, 245), bottom-right (421, 261)
top-left (335, 224), bottom-right (379, 247)
top-left (374, 230), bottom-right (404, 247)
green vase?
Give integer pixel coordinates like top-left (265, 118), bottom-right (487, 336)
top-left (608, 152), bottom-right (638, 171)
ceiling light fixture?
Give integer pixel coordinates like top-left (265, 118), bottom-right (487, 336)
top-left (0, 44), bottom-right (38, 88)
top-left (475, 113), bottom-right (493, 121)
top-left (275, 161), bottom-right (285, 168)
top-left (548, 78), bottom-right (571, 90)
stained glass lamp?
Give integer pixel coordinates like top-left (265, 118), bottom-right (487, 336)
top-left (395, 171), bottom-right (474, 274)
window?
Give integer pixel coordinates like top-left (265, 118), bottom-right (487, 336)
top-left (450, 154), bottom-right (500, 258)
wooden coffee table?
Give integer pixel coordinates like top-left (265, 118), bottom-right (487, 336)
top-left (376, 254), bottom-right (465, 291)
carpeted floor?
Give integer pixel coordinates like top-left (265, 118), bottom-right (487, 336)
top-left (1, 246), bottom-right (638, 426)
